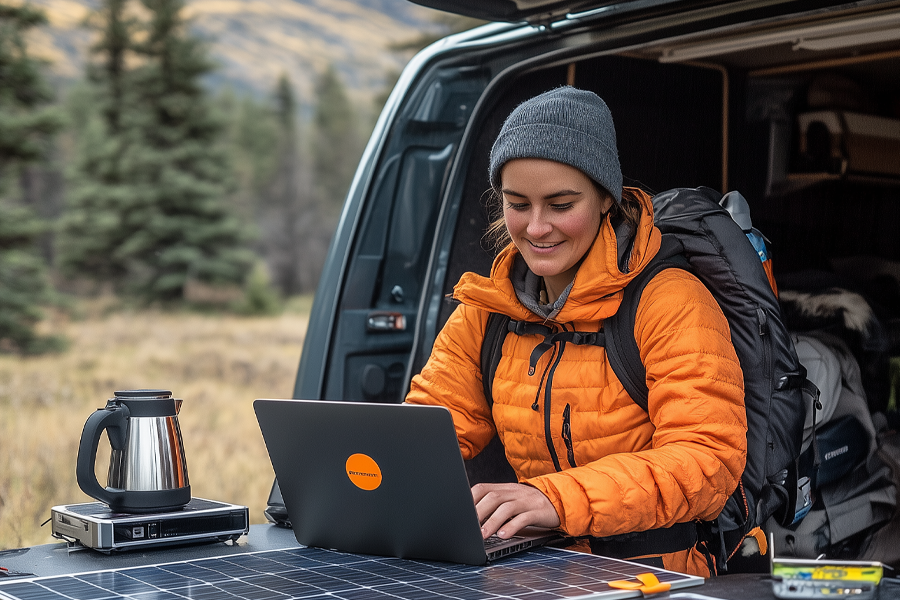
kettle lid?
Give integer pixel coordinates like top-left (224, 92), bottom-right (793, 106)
top-left (109, 389), bottom-right (179, 417)
top-left (115, 389), bottom-right (172, 398)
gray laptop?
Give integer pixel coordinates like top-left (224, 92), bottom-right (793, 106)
top-left (253, 398), bottom-right (560, 565)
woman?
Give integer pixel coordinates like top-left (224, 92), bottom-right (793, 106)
top-left (405, 86), bottom-right (747, 576)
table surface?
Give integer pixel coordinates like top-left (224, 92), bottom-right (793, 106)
top-left (0, 524), bottom-right (896, 600)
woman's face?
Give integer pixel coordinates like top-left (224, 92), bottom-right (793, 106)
top-left (501, 158), bottom-right (612, 299)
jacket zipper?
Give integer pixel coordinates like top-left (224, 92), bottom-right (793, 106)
top-left (562, 403), bottom-right (576, 468)
top-left (543, 340), bottom-right (567, 472)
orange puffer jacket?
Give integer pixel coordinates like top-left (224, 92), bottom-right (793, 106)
top-left (406, 189), bottom-right (747, 576)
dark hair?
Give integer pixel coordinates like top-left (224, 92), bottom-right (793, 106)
top-left (484, 184), bottom-right (644, 253)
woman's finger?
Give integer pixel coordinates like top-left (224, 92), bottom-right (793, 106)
top-left (471, 483), bottom-right (560, 539)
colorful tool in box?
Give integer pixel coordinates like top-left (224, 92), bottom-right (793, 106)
top-left (771, 532), bottom-right (884, 600)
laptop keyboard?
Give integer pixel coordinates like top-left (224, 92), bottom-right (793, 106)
top-left (484, 534), bottom-right (526, 549)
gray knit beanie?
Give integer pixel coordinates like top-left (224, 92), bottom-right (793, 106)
top-left (489, 86), bottom-right (622, 203)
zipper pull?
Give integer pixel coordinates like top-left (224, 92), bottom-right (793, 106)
top-left (757, 307), bottom-right (769, 336)
top-left (562, 403), bottom-right (576, 468)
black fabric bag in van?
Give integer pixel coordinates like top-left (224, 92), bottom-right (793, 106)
top-left (768, 331), bottom-right (898, 562)
top-left (479, 187), bottom-right (816, 573)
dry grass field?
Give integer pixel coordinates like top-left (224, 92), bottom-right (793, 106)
top-left (0, 297), bottom-right (311, 550)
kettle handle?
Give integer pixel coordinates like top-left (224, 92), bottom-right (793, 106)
top-left (76, 404), bottom-right (130, 505)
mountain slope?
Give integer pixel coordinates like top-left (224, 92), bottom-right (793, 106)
top-left (25, 0), bottom-right (441, 101)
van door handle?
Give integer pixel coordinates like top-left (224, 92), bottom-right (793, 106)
top-left (367, 311), bottom-right (406, 332)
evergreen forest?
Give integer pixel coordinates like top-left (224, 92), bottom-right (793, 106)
top-left (0, 0), bottom-right (457, 352)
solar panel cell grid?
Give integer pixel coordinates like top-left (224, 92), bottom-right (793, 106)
top-left (0, 546), bottom-right (701, 600)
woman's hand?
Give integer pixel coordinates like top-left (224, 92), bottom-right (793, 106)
top-left (471, 482), bottom-right (561, 539)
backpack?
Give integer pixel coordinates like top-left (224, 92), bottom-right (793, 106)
top-left (478, 187), bottom-right (817, 572)
top-left (767, 330), bottom-right (897, 560)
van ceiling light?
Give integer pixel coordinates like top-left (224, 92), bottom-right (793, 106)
top-left (658, 11), bottom-right (900, 63)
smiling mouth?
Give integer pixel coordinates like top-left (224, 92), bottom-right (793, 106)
top-left (529, 241), bottom-right (563, 249)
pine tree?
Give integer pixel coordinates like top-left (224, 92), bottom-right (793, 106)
top-left (0, 2), bottom-right (65, 353)
top-left (263, 73), bottom-right (306, 295)
top-left (0, 3), bottom-right (63, 165)
top-left (59, 0), bottom-right (254, 301)
top-left (0, 203), bottom-right (61, 353)
top-left (89, 0), bottom-right (132, 135)
top-left (57, 0), bottom-right (137, 284)
top-left (219, 88), bottom-right (280, 223)
top-left (311, 64), bottom-right (362, 212)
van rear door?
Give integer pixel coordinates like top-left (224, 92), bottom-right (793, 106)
top-left (292, 57), bottom-right (491, 403)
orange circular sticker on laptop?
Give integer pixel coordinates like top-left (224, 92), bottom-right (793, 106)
top-left (346, 453), bottom-right (382, 490)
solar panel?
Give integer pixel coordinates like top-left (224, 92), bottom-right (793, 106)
top-left (0, 545), bottom-right (703, 600)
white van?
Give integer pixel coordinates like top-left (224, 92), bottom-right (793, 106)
top-left (281, 0), bottom-right (900, 567)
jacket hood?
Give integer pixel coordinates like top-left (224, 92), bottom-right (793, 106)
top-left (453, 187), bottom-right (661, 323)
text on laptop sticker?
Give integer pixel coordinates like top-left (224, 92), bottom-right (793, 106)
top-left (346, 453), bottom-right (382, 490)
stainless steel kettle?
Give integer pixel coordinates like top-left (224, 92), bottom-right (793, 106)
top-left (76, 389), bottom-right (191, 513)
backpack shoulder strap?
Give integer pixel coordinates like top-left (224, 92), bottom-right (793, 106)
top-left (604, 234), bottom-right (686, 412)
top-left (481, 312), bottom-right (511, 408)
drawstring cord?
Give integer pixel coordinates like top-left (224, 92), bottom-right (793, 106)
top-left (506, 320), bottom-right (605, 410)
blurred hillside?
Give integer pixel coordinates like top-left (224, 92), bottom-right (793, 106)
top-left (0, 0), bottom-right (479, 349)
top-left (25, 0), bottom-right (442, 102)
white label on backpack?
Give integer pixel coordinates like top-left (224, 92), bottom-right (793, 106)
top-left (824, 445), bottom-right (849, 461)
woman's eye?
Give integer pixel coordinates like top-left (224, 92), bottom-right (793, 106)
top-left (505, 202), bottom-right (528, 211)
top-left (551, 203), bottom-right (574, 210)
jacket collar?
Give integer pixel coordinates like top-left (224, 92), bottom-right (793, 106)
top-left (453, 187), bottom-right (661, 323)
